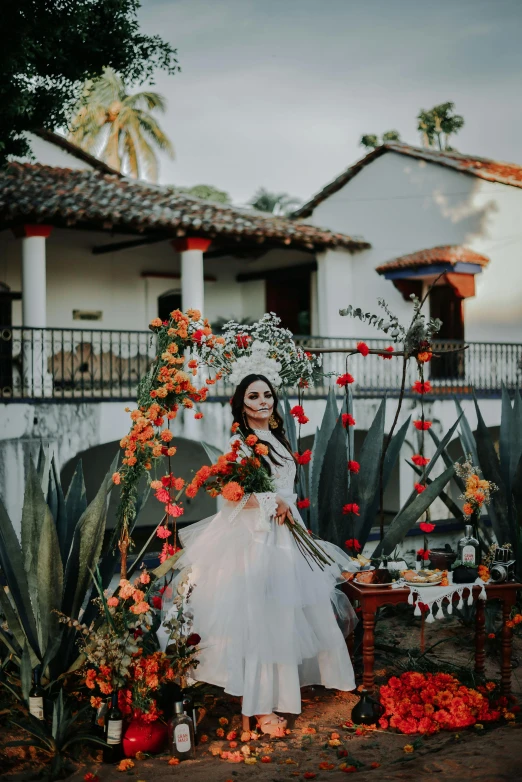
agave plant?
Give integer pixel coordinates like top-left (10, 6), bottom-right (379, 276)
top-left (0, 447), bottom-right (120, 685)
top-left (281, 390), bottom-right (457, 557)
top-left (424, 389), bottom-right (522, 568)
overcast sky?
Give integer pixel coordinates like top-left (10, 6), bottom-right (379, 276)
top-left (138, 0), bottom-right (522, 206)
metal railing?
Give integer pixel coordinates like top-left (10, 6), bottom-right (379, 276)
top-left (0, 327), bottom-right (521, 402)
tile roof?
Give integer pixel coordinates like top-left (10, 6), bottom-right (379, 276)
top-left (376, 245), bottom-right (490, 274)
top-left (0, 162), bottom-right (369, 253)
top-left (293, 143), bottom-right (522, 218)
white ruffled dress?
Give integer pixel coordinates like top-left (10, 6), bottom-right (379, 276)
top-left (164, 431), bottom-right (358, 716)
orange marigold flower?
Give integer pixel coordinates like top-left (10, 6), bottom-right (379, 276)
top-left (245, 434), bottom-right (258, 446)
top-left (168, 757), bottom-right (180, 765)
top-left (160, 429), bottom-right (174, 442)
top-left (107, 596), bottom-right (119, 607)
top-left (219, 717), bottom-right (229, 726)
top-left (231, 422), bottom-right (240, 433)
top-left (403, 744), bottom-right (414, 753)
top-left (117, 758), bottom-right (134, 771)
top-left (194, 412), bottom-right (204, 419)
top-left (149, 318), bottom-right (162, 328)
top-left (130, 601), bottom-right (150, 615)
top-left (261, 755), bottom-right (271, 763)
top-left (222, 481), bottom-right (244, 502)
top-left (462, 502), bottom-right (473, 516)
top-left (417, 351), bottom-right (432, 363)
top-left (112, 472), bottom-right (121, 485)
top-left (254, 443), bottom-right (269, 456)
top-left (216, 727), bottom-right (225, 737)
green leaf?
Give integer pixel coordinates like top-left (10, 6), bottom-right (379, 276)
top-left (281, 393), bottom-right (298, 453)
top-left (374, 464), bottom-right (456, 556)
top-left (20, 643), bottom-right (32, 704)
top-left (21, 458), bottom-right (48, 610)
top-left (36, 497), bottom-right (64, 654)
top-left (473, 397), bottom-right (515, 548)
top-left (353, 398), bottom-right (385, 545)
top-left (0, 496), bottom-right (40, 657)
top-left (152, 548), bottom-right (184, 578)
top-left (310, 387), bottom-right (338, 533)
top-left (62, 468), bottom-right (112, 619)
top-left (317, 417), bottom-right (348, 548)
top-left (427, 427), bottom-right (466, 492)
top-left (499, 384), bottom-right (514, 493)
top-left (0, 587), bottom-right (24, 652)
top-left (510, 391), bottom-right (522, 488)
top-left (408, 460), bottom-right (464, 522)
top-left (64, 460), bottom-right (87, 562)
top-left (455, 399), bottom-right (479, 465)
top-left (47, 456), bottom-right (67, 561)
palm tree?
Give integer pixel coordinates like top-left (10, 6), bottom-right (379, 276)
top-left (248, 188), bottom-right (301, 216)
top-left (360, 130), bottom-right (401, 150)
top-left (68, 67), bottom-right (174, 181)
top-left (417, 102), bottom-right (464, 151)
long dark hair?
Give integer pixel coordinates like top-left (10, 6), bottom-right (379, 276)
top-left (231, 374), bottom-right (294, 472)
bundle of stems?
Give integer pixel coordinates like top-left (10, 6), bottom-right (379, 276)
top-left (282, 516), bottom-right (334, 570)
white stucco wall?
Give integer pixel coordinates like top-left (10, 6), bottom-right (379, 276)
top-left (0, 228), bottom-right (308, 331)
top-left (308, 151), bottom-right (522, 342)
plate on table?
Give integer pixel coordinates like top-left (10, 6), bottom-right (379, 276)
top-left (404, 578), bottom-right (442, 587)
top-left (354, 578), bottom-right (393, 588)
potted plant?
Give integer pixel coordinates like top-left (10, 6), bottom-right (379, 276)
top-left (451, 559), bottom-right (478, 584)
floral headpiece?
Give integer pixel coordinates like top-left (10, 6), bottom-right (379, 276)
top-left (199, 313), bottom-right (323, 389)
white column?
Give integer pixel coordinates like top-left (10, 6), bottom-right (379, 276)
top-left (316, 248), bottom-right (354, 337)
top-left (181, 249), bottom-right (204, 312)
top-left (15, 225), bottom-right (52, 327)
top-left (172, 237), bottom-right (211, 313)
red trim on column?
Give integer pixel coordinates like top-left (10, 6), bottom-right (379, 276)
top-left (171, 237), bottom-right (211, 253)
top-left (12, 225), bottom-right (53, 239)
top-left (444, 272), bottom-right (475, 299)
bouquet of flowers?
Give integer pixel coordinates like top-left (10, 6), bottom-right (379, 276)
top-left (187, 430), bottom-right (334, 570)
top-left (454, 456), bottom-right (498, 520)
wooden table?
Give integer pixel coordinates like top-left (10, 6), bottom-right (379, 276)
top-left (342, 580), bottom-right (521, 694)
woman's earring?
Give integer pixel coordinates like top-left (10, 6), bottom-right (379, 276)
top-left (269, 414), bottom-right (278, 430)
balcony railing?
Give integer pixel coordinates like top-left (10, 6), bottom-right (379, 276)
top-left (1, 327), bottom-right (521, 402)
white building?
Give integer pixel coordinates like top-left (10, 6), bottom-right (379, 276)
top-left (1, 135), bottom-right (521, 553)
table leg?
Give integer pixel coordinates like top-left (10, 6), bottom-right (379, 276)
top-left (475, 599), bottom-right (486, 675)
top-left (347, 631), bottom-right (354, 662)
top-left (362, 610), bottom-right (376, 691)
top-left (501, 600), bottom-right (513, 696)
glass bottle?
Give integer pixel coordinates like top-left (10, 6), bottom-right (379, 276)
top-left (182, 693), bottom-right (198, 743)
top-left (457, 524), bottom-right (479, 567)
top-left (92, 698), bottom-right (109, 739)
top-left (29, 665), bottom-right (45, 720)
top-left (103, 692), bottom-right (123, 764)
top-left (169, 701), bottom-right (195, 760)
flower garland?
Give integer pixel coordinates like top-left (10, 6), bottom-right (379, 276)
top-left (378, 671), bottom-right (502, 734)
top-left (112, 309), bottom-right (220, 573)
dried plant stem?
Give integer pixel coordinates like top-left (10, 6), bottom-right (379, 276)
top-left (378, 353), bottom-right (409, 540)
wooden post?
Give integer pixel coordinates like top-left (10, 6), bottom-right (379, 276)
top-left (501, 600), bottom-right (513, 696)
top-left (362, 611), bottom-right (376, 691)
top-left (475, 598), bottom-right (486, 675)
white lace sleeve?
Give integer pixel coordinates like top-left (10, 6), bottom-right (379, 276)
top-left (255, 492), bottom-right (278, 519)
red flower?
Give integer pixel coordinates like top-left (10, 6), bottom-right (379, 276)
top-left (413, 419), bottom-right (432, 430)
top-left (345, 538), bottom-right (361, 552)
top-left (336, 373), bottom-right (355, 387)
top-left (414, 483), bottom-right (426, 493)
top-left (379, 346), bottom-right (394, 359)
top-left (412, 380), bottom-right (432, 394)
top-left (186, 633), bottom-right (201, 647)
top-left (419, 521), bottom-right (435, 533)
top-left (342, 413), bottom-right (356, 428)
top-left (348, 460), bottom-right (360, 473)
top-left (342, 503), bottom-right (360, 515)
top-left (356, 341), bottom-right (370, 356)
top-left (417, 548), bottom-right (430, 561)
top-left (192, 329), bottom-right (205, 344)
top-left (297, 498), bottom-right (311, 509)
top-left (156, 525), bottom-right (171, 539)
top-left (412, 454), bottom-right (430, 467)
top-left (290, 405), bottom-right (305, 418)
top-left (296, 449), bottom-right (312, 465)
top-left (84, 775), bottom-right (100, 782)
top-left (297, 415), bottom-right (309, 424)
top-left (152, 596), bottom-right (162, 609)
top-left (235, 334), bottom-right (251, 348)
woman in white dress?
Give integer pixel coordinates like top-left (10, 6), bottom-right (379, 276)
top-left (171, 373), bottom-right (357, 736)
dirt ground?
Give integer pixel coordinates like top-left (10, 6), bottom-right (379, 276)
top-left (3, 611), bottom-right (522, 781)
